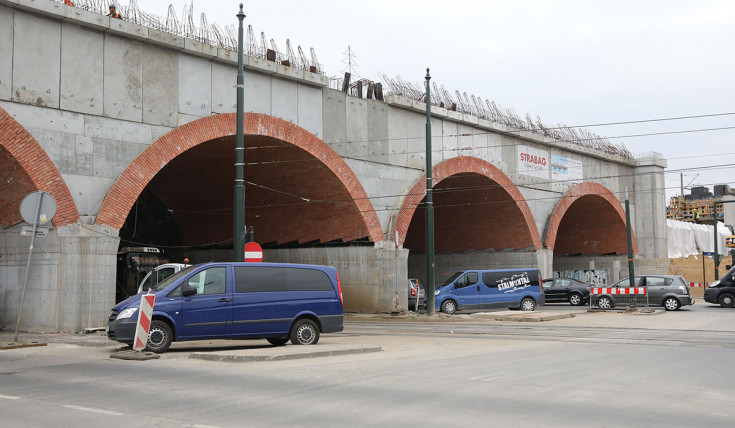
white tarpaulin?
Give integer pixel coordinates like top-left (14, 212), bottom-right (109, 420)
top-left (667, 219), bottom-right (730, 258)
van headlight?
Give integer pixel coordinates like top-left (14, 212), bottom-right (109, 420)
top-left (434, 289), bottom-right (441, 296)
top-left (116, 308), bottom-right (138, 320)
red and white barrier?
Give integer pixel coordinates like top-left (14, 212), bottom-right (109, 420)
top-left (590, 287), bottom-right (647, 295)
top-left (133, 292), bottom-right (156, 351)
top-left (689, 282), bottom-right (709, 288)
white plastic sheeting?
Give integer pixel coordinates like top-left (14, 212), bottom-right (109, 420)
top-left (667, 219), bottom-right (730, 258)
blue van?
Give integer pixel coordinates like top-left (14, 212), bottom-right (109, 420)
top-left (435, 268), bottom-right (544, 314)
top-left (107, 262), bottom-right (344, 353)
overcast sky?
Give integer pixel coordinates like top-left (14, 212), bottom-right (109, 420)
top-left (143, 0), bottom-right (735, 201)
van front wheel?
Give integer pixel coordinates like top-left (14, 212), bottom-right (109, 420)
top-left (290, 319), bottom-right (320, 345)
top-left (440, 300), bottom-right (457, 315)
top-left (146, 320), bottom-right (173, 353)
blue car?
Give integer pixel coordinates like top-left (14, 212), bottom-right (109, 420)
top-left (107, 262), bottom-right (344, 352)
top-left (435, 268), bottom-right (544, 314)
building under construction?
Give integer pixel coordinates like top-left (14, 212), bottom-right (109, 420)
top-left (667, 185), bottom-right (734, 224)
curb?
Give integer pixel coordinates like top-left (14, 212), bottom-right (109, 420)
top-left (188, 346), bottom-right (382, 363)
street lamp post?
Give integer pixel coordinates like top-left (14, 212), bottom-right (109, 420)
top-left (425, 69), bottom-right (435, 315)
top-left (234, 4), bottom-right (246, 262)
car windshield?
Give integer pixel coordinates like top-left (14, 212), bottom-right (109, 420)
top-left (150, 265), bottom-right (198, 292)
top-left (440, 272), bottom-right (464, 287)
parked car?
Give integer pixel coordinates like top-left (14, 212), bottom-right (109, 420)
top-left (593, 275), bottom-right (693, 311)
top-left (704, 265), bottom-right (735, 307)
top-left (435, 268), bottom-right (544, 314)
top-left (107, 262), bottom-right (344, 353)
top-left (408, 278), bottom-right (426, 311)
top-left (542, 277), bottom-right (590, 306)
top-left (136, 262), bottom-right (190, 294)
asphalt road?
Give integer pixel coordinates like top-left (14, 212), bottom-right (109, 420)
top-left (1, 305), bottom-right (734, 427)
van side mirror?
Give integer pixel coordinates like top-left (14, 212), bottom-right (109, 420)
top-left (182, 285), bottom-right (198, 297)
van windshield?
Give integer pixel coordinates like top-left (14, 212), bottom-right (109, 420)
top-left (440, 272), bottom-right (464, 287)
top-left (150, 265), bottom-right (197, 292)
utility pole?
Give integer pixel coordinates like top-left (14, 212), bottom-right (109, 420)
top-left (425, 69), bottom-right (435, 315)
top-left (233, 4), bottom-right (246, 262)
top-left (625, 187), bottom-right (635, 285)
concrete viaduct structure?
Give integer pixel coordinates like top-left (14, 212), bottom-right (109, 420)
top-left (0, 0), bottom-right (668, 331)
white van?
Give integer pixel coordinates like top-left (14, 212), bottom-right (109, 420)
top-left (137, 262), bottom-right (190, 294)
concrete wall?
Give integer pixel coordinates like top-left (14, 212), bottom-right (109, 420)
top-left (0, 224), bottom-right (119, 331)
top-left (187, 243), bottom-right (410, 312)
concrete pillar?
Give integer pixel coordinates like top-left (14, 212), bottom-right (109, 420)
top-left (0, 223), bottom-right (119, 332)
top-left (536, 248), bottom-right (553, 280)
top-left (261, 241), bottom-right (409, 312)
top-left (634, 154), bottom-right (670, 274)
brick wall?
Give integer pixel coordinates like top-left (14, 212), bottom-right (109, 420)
top-left (0, 106), bottom-right (79, 228)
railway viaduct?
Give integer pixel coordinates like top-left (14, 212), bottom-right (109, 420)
top-left (0, 0), bottom-right (668, 331)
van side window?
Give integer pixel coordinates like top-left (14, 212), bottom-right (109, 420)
top-left (456, 272), bottom-right (478, 289)
top-left (235, 267), bottom-right (286, 292)
top-left (168, 267), bottom-right (226, 297)
top-left (482, 272), bottom-right (499, 288)
top-left (285, 268), bottom-right (333, 291)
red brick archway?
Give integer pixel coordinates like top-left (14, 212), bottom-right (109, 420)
top-left (0, 107), bottom-right (79, 228)
top-left (393, 157), bottom-right (542, 251)
top-left (545, 182), bottom-right (637, 255)
top-left (95, 113), bottom-right (382, 242)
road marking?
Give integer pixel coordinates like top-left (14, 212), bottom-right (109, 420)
top-left (0, 395), bottom-right (20, 400)
top-left (469, 372), bottom-right (505, 381)
top-left (63, 405), bottom-right (123, 416)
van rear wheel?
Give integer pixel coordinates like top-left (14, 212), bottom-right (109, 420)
top-left (290, 319), bottom-right (320, 345)
top-left (520, 297), bottom-right (536, 311)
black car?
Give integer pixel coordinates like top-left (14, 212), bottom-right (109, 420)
top-left (542, 278), bottom-right (590, 306)
top-left (705, 266), bottom-right (735, 307)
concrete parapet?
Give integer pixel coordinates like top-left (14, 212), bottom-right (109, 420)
top-left (184, 38), bottom-right (218, 59)
top-left (108, 14), bottom-right (147, 41)
top-left (148, 28), bottom-right (185, 49)
top-left (16, 0), bottom-right (60, 17)
top-left (63, 3), bottom-right (106, 30)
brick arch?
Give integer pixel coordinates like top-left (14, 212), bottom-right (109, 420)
top-left (545, 182), bottom-right (637, 254)
top-left (95, 113), bottom-right (382, 242)
top-left (393, 156), bottom-right (542, 250)
top-left (0, 107), bottom-right (79, 228)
